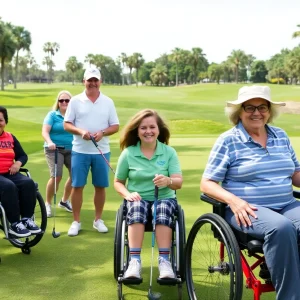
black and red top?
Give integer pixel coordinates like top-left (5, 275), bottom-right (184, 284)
top-left (0, 131), bottom-right (28, 174)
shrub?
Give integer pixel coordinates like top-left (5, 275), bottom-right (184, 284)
top-left (269, 78), bottom-right (285, 84)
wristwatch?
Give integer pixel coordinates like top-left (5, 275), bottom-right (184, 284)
top-left (102, 130), bottom-right (106, 136)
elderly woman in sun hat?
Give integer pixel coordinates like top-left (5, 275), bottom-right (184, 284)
top-left (201, 85), bottom-right (300, 300)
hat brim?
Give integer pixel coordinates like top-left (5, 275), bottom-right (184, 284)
top-left (84, 75), bottom-right (101, 80)
top-left (227, 99), bottom-right (286, 107)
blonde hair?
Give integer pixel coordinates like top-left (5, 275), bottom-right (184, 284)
top-left (120, 109), bottom-right (170, 150)
top-left (225, 103), bottom-right (281, 125)
top-left (52, 90), bottom-right (72, 111)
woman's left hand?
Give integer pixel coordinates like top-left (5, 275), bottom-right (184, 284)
top-left (9, 162), bottom-right (21, 175)
top-left (153, 174), bottom-right (171, 187)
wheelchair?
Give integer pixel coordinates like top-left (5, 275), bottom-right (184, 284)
top-left (0, 168), bottom-right (47, 259)
top-left (185, 190), bottom-right (300, 300)
top-left (114, 199), bottom-right (186, 300)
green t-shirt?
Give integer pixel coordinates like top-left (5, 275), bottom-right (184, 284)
top-left (115, 141), bottom-right (182, 201)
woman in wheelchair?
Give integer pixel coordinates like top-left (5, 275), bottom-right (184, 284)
top-left (114, 109), bottom-right (183, 280)
top-left (0, 106), bottom-right (41, 238)
top-left (200, 86), bottom-right (300, 300)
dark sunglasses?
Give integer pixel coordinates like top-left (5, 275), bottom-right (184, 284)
top-left (58, 99), bottom-right (70, 103)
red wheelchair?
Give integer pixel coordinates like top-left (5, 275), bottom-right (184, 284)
top-left (185, 190), bottom-right (300, 300)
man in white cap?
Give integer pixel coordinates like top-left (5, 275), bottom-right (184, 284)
top-left (64, 67), bottom-right (119, 236)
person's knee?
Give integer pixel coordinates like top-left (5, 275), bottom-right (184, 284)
top-left (267, 217), bottom-right (296, 238)
top-left (3, 180), bottom-right (18, 195)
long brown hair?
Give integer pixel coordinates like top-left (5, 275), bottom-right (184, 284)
top-left (120, 109), bottom-right (170, 150)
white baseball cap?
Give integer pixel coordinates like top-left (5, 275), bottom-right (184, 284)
top-left (227, 86), bottom-right (286, 107)
top-left (83, 67), bottom-right (101, 80)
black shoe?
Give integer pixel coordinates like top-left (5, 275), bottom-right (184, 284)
top-left (58, 200), bottom-right (72, 212)
top-left (9, 221), bottom-right (31, 237)
top-left (22, 218), bottom-right (41, 234)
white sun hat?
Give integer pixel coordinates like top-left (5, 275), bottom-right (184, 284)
top-left (83, 67), bottom-right (101, 80)
top-left (227, 86), bottom-right (286, 107)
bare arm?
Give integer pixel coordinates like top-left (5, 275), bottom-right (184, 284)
top-left (114, 178), bottom-right (141, 201)
top-left (42, 124), bottom-right (56, 149)
top-left (200, 177), bottom-right (257, 227)
top-left (292, 171), bottom-right (300, 187)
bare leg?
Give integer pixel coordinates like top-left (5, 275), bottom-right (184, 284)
top-left (128, 223), bottom-right (145, 248)
top-left (45, 176), bottom-right (62, 204)
top-left (61, 173), bottom-right (72, 201)
top-left (94, 187), bottom-right (106, 220)
top-left (156, 224), bottom-right (172, 248)
top-left (71, 187), bottom-right (84, 222)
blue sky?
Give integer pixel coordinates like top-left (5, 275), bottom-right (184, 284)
top-left (1, 0), bottom-right (300, 70)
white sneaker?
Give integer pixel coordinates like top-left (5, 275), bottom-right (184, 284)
top-left (45, 203), bottom-right (52, 218)
top-left (124, 259), bottom-right (142, 279)
top-left (93, 219), bottom-right (108, 233)
top-left (158, 258), bottom-right (175, 278)
top-left (68, 221), bottom-right (81, 236)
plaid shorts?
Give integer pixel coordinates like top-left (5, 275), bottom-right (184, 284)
top-left (126, 198), bottom-right (177, 228)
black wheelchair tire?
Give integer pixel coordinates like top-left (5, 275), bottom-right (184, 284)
top-left (185, 213), bottom-right (243, 300)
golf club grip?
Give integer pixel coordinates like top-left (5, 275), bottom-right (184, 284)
top-left (155, 186), bottom-right (159, 199)
top-left (56, 146), bottom-right (65, 150)
top-left (90, 136), bottom-right (98, 148)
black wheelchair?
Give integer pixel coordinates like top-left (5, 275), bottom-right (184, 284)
top-left (185, 190), bottom-right (300, 300)
top-left (0, 168), bottom-right (47, 260)
top-left (114, 199), bottom-right (186, 300)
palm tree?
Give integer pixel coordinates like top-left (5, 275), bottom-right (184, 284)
top-left (292, 24), bottom-right (300, 39)
top-left (11, 26), bottom-right (31, 89)
top-left (0, 22), bottom-right (17, 90)
top-left (132, 52), bottom-right (144, 87)
top-left (285, 47), bottom-right (300, 84)
top-left (26, 52), bottom-right (36, 82)
top-left (119, 52), bottom-right (127, 85)
top-left (170, 48), bottom-right (183, 86)
top-left (150, 64), bottom-right (168, 86)
top-left (84, 53), bottom-right (95, 67)
top-left (126, 55), bottom-right (135, 85)
top-left (43, 42), bottom-right (60, 83)
top-left (227, 49), bottom-right (247, 83)
top-left (66, 56), bottom-right (81, 85)
top-left (189, 47), bottom-right (206, 84)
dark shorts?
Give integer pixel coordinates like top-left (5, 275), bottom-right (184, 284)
top-left (126, 198), bottom-right (177, 228)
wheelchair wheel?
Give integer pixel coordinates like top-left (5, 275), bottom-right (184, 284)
top-left (171, 204), bottom-right (186, 282)
top-left (185, 213), bottom-right (243, 300)
top-left (9, 191), bottom-right (47, 249)
top-left (114, 204), bottom-right (129, 281)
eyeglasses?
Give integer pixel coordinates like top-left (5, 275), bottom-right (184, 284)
top-left (242, 104), bottom-right (269, 113)
top-left (58, 99), bottom-right (70, 103)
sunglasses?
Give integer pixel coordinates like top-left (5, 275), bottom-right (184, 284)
top-left (242, 104), bottom-right (269, 113)
top-left (58, 99), bottom-right (70, 103)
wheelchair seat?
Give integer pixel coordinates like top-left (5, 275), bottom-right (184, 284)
top-left (185, 190), bottom-right (300, 300)
top-left (0, 168), bottom-right (47, 257)
top-left (114, 199), bottom-right (186, 300)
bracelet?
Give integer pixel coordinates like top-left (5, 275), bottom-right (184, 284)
top-left (168, 177), bottom-right (173, 186)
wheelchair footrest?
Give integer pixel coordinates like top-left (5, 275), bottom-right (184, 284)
top-left (118, 277), bottom-right (143, 285)
top-left (157, 277), bottom-right (180, 286)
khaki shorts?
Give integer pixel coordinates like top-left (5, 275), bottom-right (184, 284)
top-left (44, 148), bottom-right (71, 177)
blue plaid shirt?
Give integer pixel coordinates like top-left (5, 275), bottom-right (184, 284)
top-left (203, 121), bottom-right (300, 210)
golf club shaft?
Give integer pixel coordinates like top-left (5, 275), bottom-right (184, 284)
top-left (149, 186), bottom-right (159, 292)
top-left (90, 136), bottom-right (115, 174)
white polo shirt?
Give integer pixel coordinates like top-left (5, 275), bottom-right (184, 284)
top-left (64, 91), bottom-right (119, 154)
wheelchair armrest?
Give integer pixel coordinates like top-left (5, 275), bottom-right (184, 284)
top-left (20, 168), bottom-right (29, 173)
top-left (293, 190), bottom-right (300, 199)
top-left (200, 193), bottom-right (226, 218)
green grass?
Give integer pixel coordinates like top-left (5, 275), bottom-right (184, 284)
top-left (1, 83), bottom-right (299, 299)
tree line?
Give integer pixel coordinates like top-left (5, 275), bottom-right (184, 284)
top-left (1, 18), bottom-right (300, 90)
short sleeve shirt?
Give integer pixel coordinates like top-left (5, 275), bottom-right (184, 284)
top-left (64, 92), bottom-right (119, 154)
top-left (115, 141), bottom-right (182, 201)
top-left (43, 110), bottom-right (73, 149)
top-left (203, 121), bottom-right (300, 210)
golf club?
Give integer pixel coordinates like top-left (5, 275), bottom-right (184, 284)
top-left (52, 146), bottom-right (65, 238)
top-left (148, 186), bottom-right (162, 300)
top-left (90, 135), bottom-right (115, 174)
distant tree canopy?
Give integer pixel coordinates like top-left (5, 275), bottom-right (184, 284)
top-left (1, 20), bottom-right (300, 89)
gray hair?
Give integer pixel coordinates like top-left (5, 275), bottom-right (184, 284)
top-left (52, 90), bottom-right (72, 111)
top-left (225, 103), bottom-right (281, 125)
